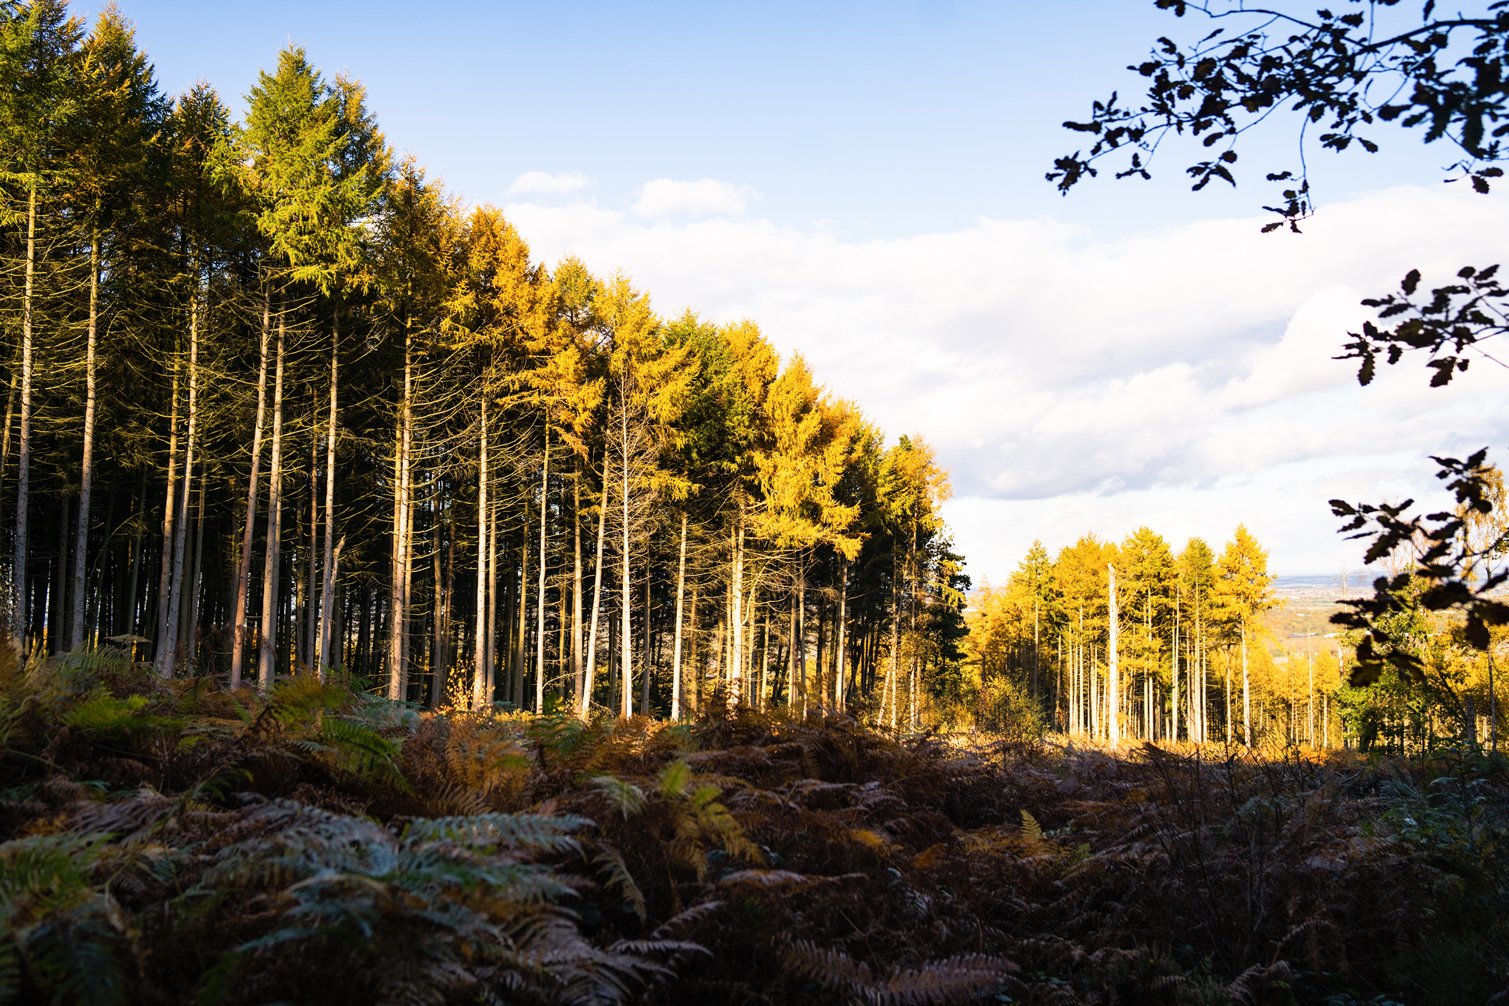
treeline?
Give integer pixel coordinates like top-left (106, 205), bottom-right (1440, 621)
top-left (969, 513), bottom-right (1509, 751)
top-left (0, 1), bottom-right (967, 720)
top-left (965, 525), bottom-right (1335, 747)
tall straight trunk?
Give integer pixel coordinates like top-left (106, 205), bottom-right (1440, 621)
top-left (835, 558), bottom-right (849, 711)
top-left (486, 495), bottom-right (499, 701)
top-left (572, 477), bottom-right (583, 702)
top-left (1307, 649), bottom-right (1315, 746)
top-left (157, 275), bottom-right (200, 678)
top-left (229, 289), bottom-right (270, 688)
top-left (430, 518), bottom-right (446, 706)
top-left (515, 527), bottom-right (528, 708)
top-left (304, 406), bottom-right (318, 669)
top-left (1241, 622), bottom-right (1251, 746)
top-left (796, 556), bottom-right (807, 712)
top-left (671, 512), bottom-right (687, 720)
top-left (887, 573), bottom-right (899, 732)
top-left (730, 520), bottom-right (744, 707)
top-left (581, 471), bottom-right (609, 717)
top-left (256, 319), bottom-right (288, 692)
top-left (1108, 563), bottom-right (1120, 749)
top-left (473, 396), bottom-right (490, 708)
top-left (316, 321), bottom-right (340, 679)
top-left (641, 573), bottom-right (652, 713)
top-left (619, 406), bottom-right (633, 719)
top-left (1172, 588), bottom-right (1181, 742)
top-left (0, 369), bottom-right (17, 597)
top-left (69, 228), bottom-right (101, 649)
top-left (388, 332), bottom-right (413, 700)
top-left (155, 363), bottom-right (180, 667)
top-left (184, 469), bottom-right (206, 665)
top-left (11, 185), bottom-right (36, 644)
top-left (535, 428), bottom-right (549, 713)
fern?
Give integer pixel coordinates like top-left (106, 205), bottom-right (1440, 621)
top-left (590, 774), bottom-right (647, 819)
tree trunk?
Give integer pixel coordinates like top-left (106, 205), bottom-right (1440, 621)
top-left (1108, 563), bottom-right (1120, 749)
top-left (256, 318), bottom-right (288, 692)
top-left (1241, 623), bottom-right (1251, 746)
top-left (316, 319), bottom-right (339, 679)
top-left (154, 360), bottom-right (180, 669)
top-left (572, 476), bottom-right (583, 703)
top-left (619, 406), bottom-right (633, 719)
top-left (11, 185), bottom-right (36, 645)
top-left (535, 428), bottom-right (548, 713)
top-left (388, 330), bottom-right (413, 700)
top-left (473, 396), bottom-right (490, 708)
top-left (157, 273), bottom-right (200, 678)
top-left (671, 512), bottom-right (687, 720)
top-left (69, 228), bottom-right (101, 649)
top-left (582, 470), bottom-right (609, 717)
top-left (834, 558), bottom-right (848, 712)
top-left (229, 288), bottom-right (270, 688)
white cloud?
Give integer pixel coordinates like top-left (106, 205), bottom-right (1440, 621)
top-left (632, 178), bottom-right (754, 219)
top-left (505, 170), bottom-right (591, 197)
top-left (502, 183), bottom-right (1509, 576)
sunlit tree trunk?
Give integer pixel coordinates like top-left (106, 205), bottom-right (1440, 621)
top-left (581, 471), bottom-right (609, 718)
top-left (157, 271), bottom-right (200, 677)
top-left (256, 319), bottom-right (288, 693)
top-left (68, 228), bottom-right (101, 649)
top-left (1108, 563), bottom-right (1120, 749)
top-left (618, 404), bottom-right (633, 718)
top-left (671, 511), bottom-right (687, 720)
top-left (10, 186), bottom-right (37, 645)
top-left (572, 477), bottom-right (583, 703)
top-left (834, 557), bottom-right (849, 712)
top-left (535, 429), bottom-right (548, 713)
top-left (316, 320), bottom-right (340, 680)
top-left (388, 330), bottom-right (413, 700)
top-left (229, 288), bottom-right (270, 689)
top-left (1241, 622), bottom-right (1251, 746)
top-left (472, 396), bottom-right (489, 708)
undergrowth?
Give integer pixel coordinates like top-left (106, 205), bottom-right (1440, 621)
top-left (2, 646), bottom-right (1507, 1004)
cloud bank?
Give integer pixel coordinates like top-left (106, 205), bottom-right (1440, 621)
top-left (502, 180), bottom-right (1509, 577)
top-left (506, 170), bottom-right (592, 197)
top-left (632, 178), bottom-right (755, 219)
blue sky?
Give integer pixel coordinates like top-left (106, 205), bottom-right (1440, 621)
top-left (90, 1), bottom-right (1509, 577)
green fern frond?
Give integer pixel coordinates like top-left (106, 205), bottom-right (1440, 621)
top-left (876, 954), bottom-right (1015, 1006)
top-left (592, 843), bottom-right (646, 922)
top-left (401, 813), bottom-right (589, 856)
top-left (590, 775), bottom-right (647, 819)
top-left (656, 759), bottom-right (691, 799)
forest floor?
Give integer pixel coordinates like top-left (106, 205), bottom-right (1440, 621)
top-left (3, 647), bottom-right (1507, 1005)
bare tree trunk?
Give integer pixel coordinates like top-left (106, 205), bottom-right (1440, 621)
top-left (619, 406), bottom-right (633, 719)
top-left (572, 476), bottom-right (583, 703)
top-left (671, 511), bottom-right (687, 720)
top-left (730, 520), bottom-right (744, 707)
top-left (69, 228), bottom-right (101, 649)
top-left (535, 428), bottom-right (548, 713)
top-left (256, 319), bottom-right (288, 692)
top-left (316, 319), bottom-right (339, 679)
top-left (1108, 563), bottom-right (1120, 749)
top-left (388, 331), bottom-right (413, 700)
top-left (582, 470), bottom-right (609, 717)
top-left (834, 558), bottom-right (848, 712)
top-left (1241, 622), bottom-right (1251, 746)
top-left (473, 396), bottom-right (489, 708)
top-left (229, 288), bottom-right (270, 688)
top-left (155, 361), bottom-right (180, 669)
top-left (10, 185), bottom-right (36, 645)
top-left (159, 277), bottom-right (200, 676)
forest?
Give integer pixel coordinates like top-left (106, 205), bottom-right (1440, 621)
top-left (4, 1), bottom-right (1509, 1003)
top-left (0, 2), bottom-right (967, 724)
